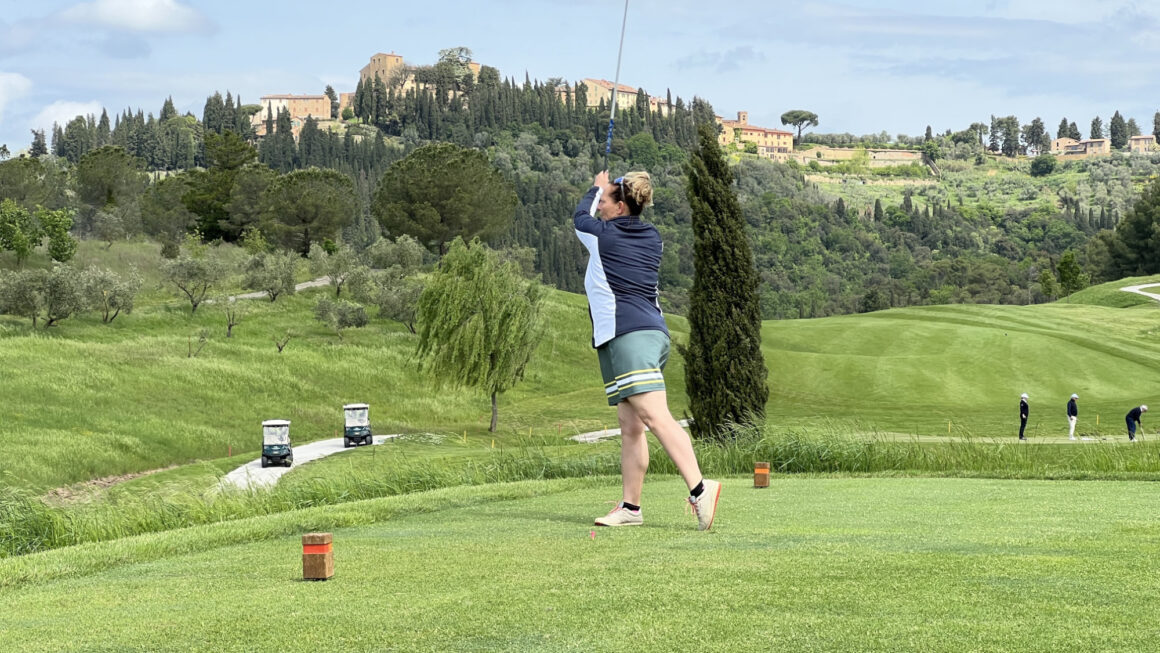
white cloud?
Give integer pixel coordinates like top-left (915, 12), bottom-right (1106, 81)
top-left (0, 72), bottom-right (33, 124)
top-left (29, 100), bottom-right (104, 133)
top-left (60, 0), bottom-right (212, 33)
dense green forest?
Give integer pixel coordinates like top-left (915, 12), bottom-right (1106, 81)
top-left (4, 56), bottom-right (1160, 318)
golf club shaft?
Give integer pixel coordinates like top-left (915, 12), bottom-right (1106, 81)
top-left (603, 0), bottom-right (630, 172)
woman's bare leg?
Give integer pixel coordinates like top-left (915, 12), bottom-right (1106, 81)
top-left (617, 401), bottom-right (649, 506)
top-left (623, 391), bottom-right (702, 490)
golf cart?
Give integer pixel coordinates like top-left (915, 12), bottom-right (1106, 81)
top-left (260, 419), bottom-right (293, 468)
top-left (343, 403), bottom-right (373, 448)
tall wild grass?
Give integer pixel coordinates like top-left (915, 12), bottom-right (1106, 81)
top-left (6, 425), bottom-right (1160, 558)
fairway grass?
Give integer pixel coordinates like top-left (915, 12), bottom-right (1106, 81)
top-left (3, 258), bottom-right (1157, 492)
top-left (3, 476), bottom-right (1160, 651)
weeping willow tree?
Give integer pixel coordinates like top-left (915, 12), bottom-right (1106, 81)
top-left (415, 237), bottom-right (545, 431)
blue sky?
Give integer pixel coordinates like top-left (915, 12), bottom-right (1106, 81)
top-left (3, 0), bottom-right (1160, 153)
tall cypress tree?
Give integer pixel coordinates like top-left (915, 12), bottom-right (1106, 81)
top-left (1109, 110), bottom-right (1127, 149)
top-left (679, 122), bottom-right (768, 441)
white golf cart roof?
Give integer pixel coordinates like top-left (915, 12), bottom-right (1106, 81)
top-left (343, 403), bottom-right (369, 410)
top-left (262, 419), bottom-right (291, 427)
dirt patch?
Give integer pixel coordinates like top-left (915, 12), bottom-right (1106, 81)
top-left (43, 465), bottom-right (180, 504)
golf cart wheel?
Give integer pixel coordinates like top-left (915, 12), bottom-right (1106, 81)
top-left (286, 458), bottom-right (293, 467)
top-left (344, 438), bottom-right (351, 448)
top-left (260, 456), bottom-right (268, 468)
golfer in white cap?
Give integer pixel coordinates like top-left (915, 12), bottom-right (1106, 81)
top-left (1126, 405), bottom-right (1148, 441)
top-left (1067, 394), bottom-right (1079, 440)
top-left (1019, 393), bottom-right (1029, 440)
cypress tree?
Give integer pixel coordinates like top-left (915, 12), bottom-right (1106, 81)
top-left (679, 122), bottom-right (768, 441)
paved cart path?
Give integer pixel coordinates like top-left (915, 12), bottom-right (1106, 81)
top-left (1120, 282), bottom-right (1160, 302)
top-left (221, 434), bottom-right (399, 491)
top-left (570, 419), bottom-right (691, 443)
top-left (229, 276), bottom-right (331, 301)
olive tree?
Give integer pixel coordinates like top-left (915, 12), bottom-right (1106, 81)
top-left (80, 266), bottom-right (142, 323)
top-left (162, 250), bottom-right (227, 314)
top-left (242, 250), bottom-right (298, 302)
top-left (0, 265), bottom-right (84, 327)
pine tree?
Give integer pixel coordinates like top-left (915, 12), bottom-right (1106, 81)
top-left (1090, 116), bottom-right (1103, 140)
top-left (96, 110), bottom-right (111, 146)
top-left (679, 122), bottom-right (768, 441)
top-left (353, 78), bottom-right (365, 120)
top-left (160, 96), bottom-right (177, 122)
top-left (29, 129), bottom-right (47, 157)
top-left (324, 85), bottom-right (339, 119)
top-left (1109, 111), bottom-right (1127, 149)
top-left (203, 92), bottom-right (225, 135)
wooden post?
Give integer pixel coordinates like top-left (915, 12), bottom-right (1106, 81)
top-left (754, 462), bottom-right (770, 488)
top-left (302, 532), bottom-right (334, 580)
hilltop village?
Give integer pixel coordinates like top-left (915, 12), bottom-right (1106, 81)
top-left (251, 49), bottom-right (1158, 173)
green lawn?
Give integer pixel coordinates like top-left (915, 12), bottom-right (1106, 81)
top-left (763, 299), bottom-right (1160, 435)
top-left (1065, 274), bottom-right (1160, 308)
top-left (3, 265), bottom-right (1158, 492)
top-left (0, 287), bottom-right (629, 491)
top-left (4, 476), bottom-right (1160, 651)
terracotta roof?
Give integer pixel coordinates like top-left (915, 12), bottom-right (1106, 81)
top-left (261, 94), bottom-right (327, 100)
top-left (582, 78), bottom-right (637, 94)
top-left (718, 118), bottom-right (792, 137)
top-left (742, 126), bottom-right (793, 136)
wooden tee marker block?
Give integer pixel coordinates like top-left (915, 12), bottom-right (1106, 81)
top-left (302, 532), bottom-right (334, 580)
top-left (754, 462), bottom-right (770, 488)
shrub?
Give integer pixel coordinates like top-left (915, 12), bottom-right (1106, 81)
top-left (1030, 154), bottom-right (1057, 177)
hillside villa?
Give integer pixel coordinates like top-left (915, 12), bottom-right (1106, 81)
top-left (251, 94), bottom-right (332, 138)
top-left (358, 51), bottom-right (482, 96)
top-left (1128, 134), bottom-right (1157, 153)
top-left (715, 111), bottom-right (794, 161)
top-left (1050, 137), bottom-right (1111, 159)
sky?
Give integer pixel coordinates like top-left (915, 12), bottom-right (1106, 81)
top-left (3, 0), bottom-right (1160, 153)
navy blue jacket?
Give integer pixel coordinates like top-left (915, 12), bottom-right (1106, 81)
top-left (1067, 399), bottom-right (1078, 417)
top-left (1020, 399), bottom-right (1029, 419)
top-left (1127, 407), bottom-right (1144, 424)
top-left (574, 185), bottom-right (668, 348)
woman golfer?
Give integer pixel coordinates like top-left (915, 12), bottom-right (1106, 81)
top-left (573, 170), bottom-right (720, 531)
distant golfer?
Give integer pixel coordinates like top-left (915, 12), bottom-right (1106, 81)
top-left (1019, 393), bottom-right (1029, 440)
top-left (574, 170), bottom-right (721, 531)
top-left (1126, 405), bottom-right (1148, 441)
top-left (1067, 394), bottom-right (1079, 440)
